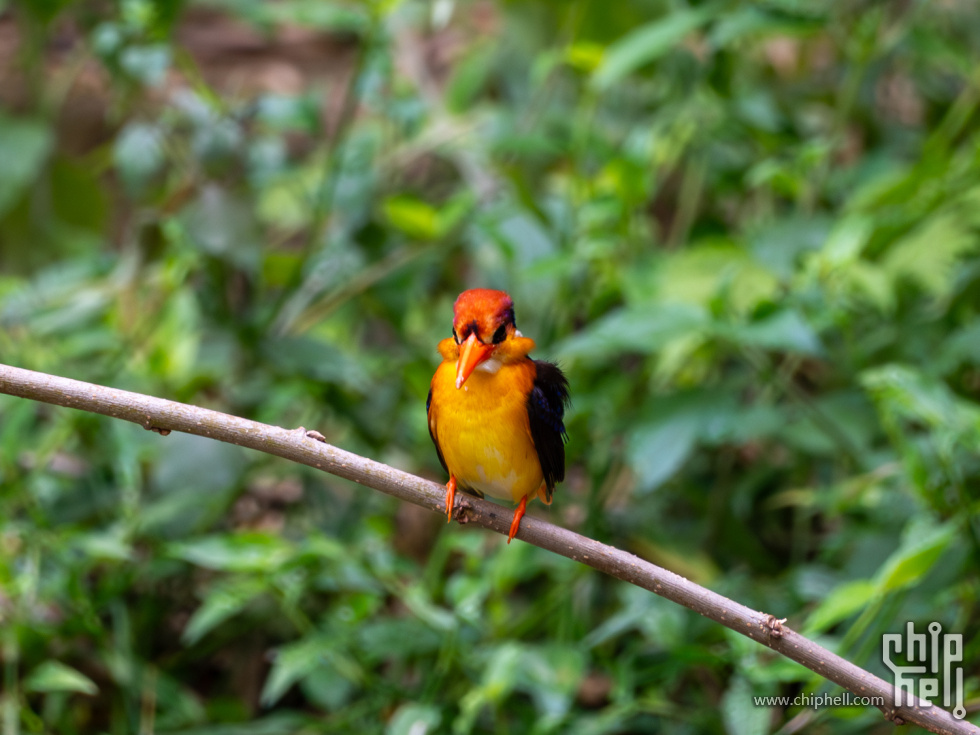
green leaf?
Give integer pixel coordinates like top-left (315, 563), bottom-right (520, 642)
top-left (628, 414), bottom-right (699, 494)
top-left (564, 41), bottom-right (605, 72)
top-left (74, 527), bottom-right (133, 561)
top-left (356, 619), bottom-right (442, 663)
top-left (153, 433), bottom-right (245, 496)
top-left (24, 661), bottom-right (98, 695)
top-left (519, 646), bottom-right (586, 719)
top-left (804, 580), bottom-right (877, 634)
top-left (654, 243), bottom-right (780, 311)
top-left (50, 157), bottom-right (108, 232)
top-left (463, 643), bottom-right (522, 718)
top-left (556, 304), bottom-right (707, 362)
top-left (161, 713), bottom-right (308, 735)
top-left (0, 115), bottom-right (52, 217)
top-left (183, 578), bottom-right (268, 645)
top-left (843, 261), bottom-right (896, 313)
top-left (263, 336), bottom-right (371, 392)
top-left (490, 210), bottom-right (556, 265)
top-left (168, 534), bottom-right (293, 573)
top-left (386, 703), bottom-right (441, 735)
top-left (750, 215), bottom-right (832, 279)
top-left (593, 8), bottom-right (714, 89)
top-left (883, 212), bottom-right (977, 297)
top-left (400, 584), bottom-right (457, 633)
top-left (301, 665), bottom-right (356, 711)
top-left (119, 44), bottom-right (171, 86)
top-left (875, 522), bottom-right (955, 593)
top-left (862, 364), bottom-right (980, 453)
top-left (182, 185), bottom-right (261, 267)
top-left (446, 43), bottom-right (494, 113)
top-left (721, 675), bottom-right (770, 735)
top-left (723, 310), bottom-right (823, 355)
top-left (261, 634), bottom-right (333, 707)
top-left (709, 6), bottom-right (821, 48)
top-left (383, 195), bottom-right (441, 240)
top-left (820, 215), bottom-right (874, 267)
top-left (628, 391), bottom-right (736, 493)
top-left (263, 2), bottom-right (371, 33)
top-left (257, 166), bottom-right (319, 229)
top-left (114, 122), bottom-right (164, 194)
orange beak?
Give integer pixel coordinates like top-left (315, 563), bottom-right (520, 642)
top-left (456, 333), bottom-right (493, 389)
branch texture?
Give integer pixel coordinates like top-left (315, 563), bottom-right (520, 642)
top-left (0, 363), bottom-right (973, 735)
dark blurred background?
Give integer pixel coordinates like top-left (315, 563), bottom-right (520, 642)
top-left (1, 0), bottom-right (978, 733)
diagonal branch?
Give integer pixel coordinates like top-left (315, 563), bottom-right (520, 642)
top-left (0, 362), bottom-right (973, 735)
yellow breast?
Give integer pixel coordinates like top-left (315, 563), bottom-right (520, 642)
top-left (428, 357), bottom-right (544, 504)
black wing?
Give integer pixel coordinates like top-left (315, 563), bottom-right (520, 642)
top-left (427, 386), bottom-right (449, 474)
top-left (527, 359), bottom-right (570, 502)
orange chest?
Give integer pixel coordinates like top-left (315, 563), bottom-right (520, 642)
top-left (428, 360), bottom-right (544, 503)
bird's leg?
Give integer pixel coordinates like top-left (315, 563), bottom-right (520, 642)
top-left (445, 475), bottom-right (458, 523)
top-left (507, 495), bottom-right (528, 544)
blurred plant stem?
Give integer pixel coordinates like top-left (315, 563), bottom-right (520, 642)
top-left (269, 28), bottom-right (376, 334)
top-left (666, 155), bottom-right (705, 248)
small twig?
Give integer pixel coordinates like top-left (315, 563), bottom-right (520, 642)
top-left (0, 363), bottom-right (974, 735)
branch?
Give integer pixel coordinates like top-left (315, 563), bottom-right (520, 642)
top-left (0, 363), bottom-right (973, 735)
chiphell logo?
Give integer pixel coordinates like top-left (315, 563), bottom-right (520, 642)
top-left (882, 622), bottom-right (965, 719)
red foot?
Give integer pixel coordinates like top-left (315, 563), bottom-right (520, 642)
top-left (445, 476), bottom-right (457, 523)
top-left (507, 495), bottom-right (528, 544)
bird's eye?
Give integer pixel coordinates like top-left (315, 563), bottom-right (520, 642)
top-left (452, 328), bottom-right (460, 344)
top-left (492, 325), bottom-right (507, 344)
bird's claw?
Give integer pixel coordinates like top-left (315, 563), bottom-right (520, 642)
top-left (445, 476), bottom-right (458, 523)
top-left (507, 495), bottom-right (528, 544)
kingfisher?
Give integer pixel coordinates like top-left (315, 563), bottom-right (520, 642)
top-left (427, 289), bottom-right (569, 543)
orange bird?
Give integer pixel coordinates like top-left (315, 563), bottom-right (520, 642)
top-left (427, 289), bottom-right (569, 543)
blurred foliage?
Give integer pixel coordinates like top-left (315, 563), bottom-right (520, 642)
top-left (1, 0), bottom-right (979, 733)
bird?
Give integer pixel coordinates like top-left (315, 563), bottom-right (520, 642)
top-left (427, 289), bottom-right (569, 543)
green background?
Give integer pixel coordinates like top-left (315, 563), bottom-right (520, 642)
top-left (0, 0), bottom-right (978, 732)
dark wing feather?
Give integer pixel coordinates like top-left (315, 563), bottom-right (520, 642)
top-left (527, 359), bottom-right (570, 502)
top-left (427, 386), bottom-right (449, 474)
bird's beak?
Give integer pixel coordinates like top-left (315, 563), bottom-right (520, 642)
top-left (456, 333), bottom-right (493, 389)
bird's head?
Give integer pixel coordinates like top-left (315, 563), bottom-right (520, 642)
top-left (440, 289), bottom-right (535, 389)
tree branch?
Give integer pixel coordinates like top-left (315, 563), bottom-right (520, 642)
top-left (0, 363), bottom-right (973, 735)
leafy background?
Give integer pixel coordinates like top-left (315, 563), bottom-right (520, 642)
top-left (1, 0), bottom-right (978, 733)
